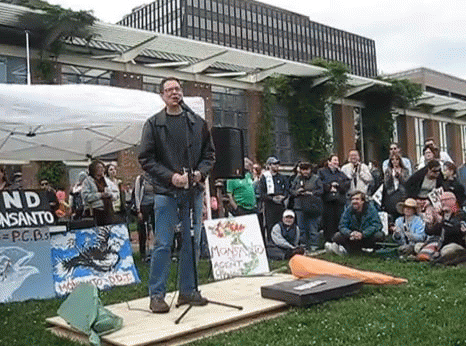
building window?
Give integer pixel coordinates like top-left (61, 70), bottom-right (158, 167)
top-left (438, 121), bottom-right (449, 154)
top-left (212, 86), bottom-right (250, 154)
top-left (0, 59), bottom-right (6, 83)
top-left (414, 117), bottom-right (425, 163)
top-left (462, 126), bottom-right (466, 164)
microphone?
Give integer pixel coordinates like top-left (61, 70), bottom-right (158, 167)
top-left (179, 99), bottom-right (195, 115)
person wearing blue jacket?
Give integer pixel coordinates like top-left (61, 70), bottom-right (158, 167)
top-left (331, 190), bottom-right (384, 254)
top-left (392, 198), bottom-right (426, 246)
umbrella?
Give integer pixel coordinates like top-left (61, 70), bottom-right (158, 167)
top-left (0, 84), bottom-right (204, 161)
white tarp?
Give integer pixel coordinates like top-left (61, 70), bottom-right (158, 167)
top-left (0, 84), bottom-right (204, 161)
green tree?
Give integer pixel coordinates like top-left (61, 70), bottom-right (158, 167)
top-left (261, 60), bottom-right (349, 163)
top-left (360, 78), bottom-right (423, 161)
top-left (36, 161), bottom-right (66, 188)
top-left (10, 0), bottom-right (96, 82)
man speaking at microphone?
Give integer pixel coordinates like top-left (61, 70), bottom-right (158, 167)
top-left (139, 77), bottom-right (216, 313)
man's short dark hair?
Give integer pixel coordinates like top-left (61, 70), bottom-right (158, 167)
top-left (159, 77), bottom-right (181, 93)
top-left (426, 159), bottom-right (441, 170)
top-left (424, 137), bottom-right (435, 145)
top-left (350, 190), bottom-right (366, 202)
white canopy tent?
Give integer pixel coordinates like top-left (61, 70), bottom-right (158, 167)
top-left (0, 84), bottom-right (204, 161)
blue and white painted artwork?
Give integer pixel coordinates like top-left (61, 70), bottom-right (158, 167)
top-left (51, 224), bottom-right (140, 295)
top-left (0, 227), bottom-right (55, 303)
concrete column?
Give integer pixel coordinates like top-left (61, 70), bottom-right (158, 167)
top-left (245, 90), bottom-right (262, 161)
top-left (448, 123), bottom-right (462, 164)
top-left (333, 104), bottom-right (355, 161)
top-left (21, 161), bottom-right (41, 189)
top-left (117, 148), bottom-right (143, 188)
top-left (424, 119), bottom-right (439, 143)
top-left (405, 116), bottom-right (417, 165)
top-left (183, 81), bottom-right (213, 126)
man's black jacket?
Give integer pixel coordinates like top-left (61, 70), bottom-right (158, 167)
top-left (138, 107), bottom-right (215, 196)
top-left (405, 166), bottom-right (443, 198)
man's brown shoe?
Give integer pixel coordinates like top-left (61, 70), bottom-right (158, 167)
top-left (177, 291), bottom-right (208, 307)
top-left (150, 297), bottom-right (170, 313)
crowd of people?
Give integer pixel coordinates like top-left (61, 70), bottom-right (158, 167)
top-left (226, 139), bottom-right (466, 264)
top-left (3, 76), bottom-right (466, 314)
top-left (4, 134), bottom-right (464, 267)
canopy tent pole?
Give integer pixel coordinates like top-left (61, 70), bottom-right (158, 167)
top-left (25, 30), bottom-right (31, 85)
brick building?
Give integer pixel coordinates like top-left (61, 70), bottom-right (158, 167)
top-left (118, 0), bottom-right (377, 77)
top-left (1, 3), bottom-right (466, 189)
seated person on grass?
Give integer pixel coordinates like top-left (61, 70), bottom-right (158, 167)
top-left (330, 190), bottom-right (384, 254)
top-left (420, 192), bottom-right (466, 262)
top-left (391, 198), bottom-right (426, 256)
top-left (271, 209), bottom-right (305, 259)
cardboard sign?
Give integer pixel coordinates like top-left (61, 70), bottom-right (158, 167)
top-left (378, 211), bottom-right (389, 236)
top-left (50, 224), bottom-right (140, 295)
top-left (204, 214), bottom-right (269, 280)
top-left (0, 227), bottom-right (56, 303)
top-left (428, 187), bottom-right (444, 211)
top-left (371, 184), bottom-right (383, 207)
top-left (0, 190), bottom-right (55, 229)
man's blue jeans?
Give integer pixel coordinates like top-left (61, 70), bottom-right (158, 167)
top-left (149, 189), bottom-right (203, 298)
top-left (296, 211), bottom-right (321, 249)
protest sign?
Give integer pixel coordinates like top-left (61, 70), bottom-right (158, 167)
top-left (204, 214), bottom-right (269, 280)
top-left (428, 187), bottom-right (444, 211)
top-left (0, 226), bottom-right (56, 303)
top-left (50, 224), bottom-right (140, 295)
top-left (0, 190), bottom-right (55, 229)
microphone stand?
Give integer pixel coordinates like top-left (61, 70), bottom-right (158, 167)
top-left (175, 109), bottom-right (242, 324)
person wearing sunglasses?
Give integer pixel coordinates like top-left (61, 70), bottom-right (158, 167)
top-left (382, 143), bottom-right (413, 177)
top-left (405, 160), bottom-right (444, 211)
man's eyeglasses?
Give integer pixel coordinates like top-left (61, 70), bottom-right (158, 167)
top-left (41, 182), bottom-right (49, 186)
top-left (389, 147), bottom-right (398, 151)
top-left (163, 86), bottom-right (181, 94)
top-left (431, 169), bottom-right (441, 173)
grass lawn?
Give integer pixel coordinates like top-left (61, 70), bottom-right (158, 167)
top-left (1, 252), bottom-right (466, 346)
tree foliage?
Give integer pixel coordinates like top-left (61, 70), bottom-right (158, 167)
top-left (7, 0), bottom-right (96, 81)
top-left (261, 60), bottom-right (349, 163)
top-left (257, 78), bottom-right (276, 164)
top-left (36, 161), bottom-right (66, 188)
top-left (360, 78), bottom-right (423, 160)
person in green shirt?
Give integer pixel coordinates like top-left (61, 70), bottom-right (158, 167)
top-left (226, 158), bottom-right (257, 216)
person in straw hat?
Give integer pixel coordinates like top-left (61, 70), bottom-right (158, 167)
top-left (392, 198), bottom-right (426, 255)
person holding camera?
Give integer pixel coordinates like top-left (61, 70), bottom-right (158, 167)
top-left (139, 77), bottom-right (215, 313)
top-left (290, 161), bottom-right (323, 251)
top-left (341, 149), bottom-right (373, 196)
top-left (318, 154), bottom-right (350, 243)
top-left (382, 153), bottom-right (410, 219)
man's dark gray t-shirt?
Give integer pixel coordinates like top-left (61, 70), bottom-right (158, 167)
top-left (165, 112), bottom-right (189, 172)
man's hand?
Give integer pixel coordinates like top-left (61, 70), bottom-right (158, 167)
top-left (193, 170), bottom-right (202, 183)
top-left (291, 246), bottom-right (305, 256)
top-left (172, 172), bottom-right (189, 188)
top-left (137, 211), bottom-right (143, 221)
top-left (349, 231), bottom-right (363, 241)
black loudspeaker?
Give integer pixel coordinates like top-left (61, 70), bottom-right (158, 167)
top-left (211, 127), bottom-right (244, 179)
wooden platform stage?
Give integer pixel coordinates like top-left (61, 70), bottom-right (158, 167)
top-left (47, 274), bottom-right (294, 346)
